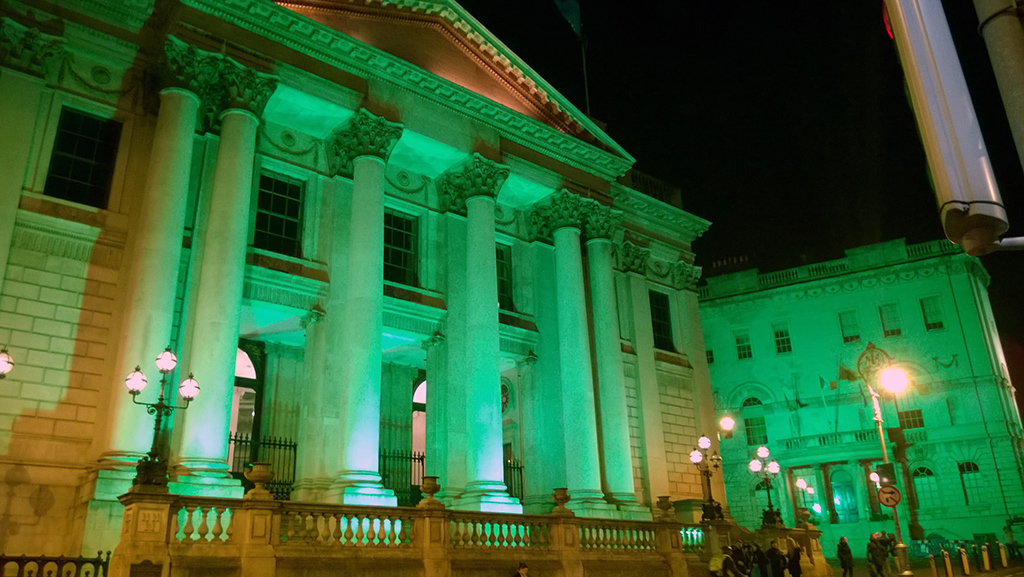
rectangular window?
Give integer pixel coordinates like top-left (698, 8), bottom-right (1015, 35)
top-left (838, 311), bottom-right (860, 344)
top-left (959, 462), bottom-right (984, 506)
top-left (254, 171), bottom-right (304, 258)
top-left (496, 244), bottom-right (514, 311)
top-left (735, 331), bottom-right (752, 360)
top-left (897, 409), bottom-right (924, 430)
top-left (920, 296), bottom-right (944, 331)
top-left (44, 108), bottom-right (122, 208)
top-left (773, 322), bottom-right (792, 354)
top-left (706, 348), bottom-right (714, 365)
top-left (649, 290), bottom-right (674, 351)
top-left (879, 304), bottom-right (902, 337)
top-left (384, 210), bottom-right (418, 286)
top-left (744, 416), bottom-right (768, 446)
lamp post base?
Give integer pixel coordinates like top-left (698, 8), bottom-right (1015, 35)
top-left (761, 507), bottom-right (785, 528)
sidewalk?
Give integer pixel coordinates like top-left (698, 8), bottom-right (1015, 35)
top-left (822, 558), bottom-right (1024, 577)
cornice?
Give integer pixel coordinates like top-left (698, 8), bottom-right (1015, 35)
top-left (611, 183), bottom-right (710, 244)
top-left (243, 264), bottom-right (324, 311)
top-left (180, 0), bottom-right (632, 180)
top-left (13, 210), bottom-right (123, 270)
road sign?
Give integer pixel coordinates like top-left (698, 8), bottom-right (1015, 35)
top-left (878, 485), bottom-right (902, 507)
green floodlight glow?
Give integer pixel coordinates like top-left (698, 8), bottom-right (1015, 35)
top-left (880, 367), bottom-right (910, 394)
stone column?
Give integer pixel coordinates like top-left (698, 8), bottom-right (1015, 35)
top-left (584, 207), bottom-right (644, 515)
top-left (292, 307), bottom-right (328, 501)
top-left (176, 59), bottom-right (276, 495)
top-left (323, 109), bottom-right (402, 505)
top-left (423, 332), bottom-right (448, 485)
top-left (534, 191), bottom-right (614, 517)
top-left (437, 154), bottom-right (520, 512)
top-left (103, 39), bottom-right (208, 468)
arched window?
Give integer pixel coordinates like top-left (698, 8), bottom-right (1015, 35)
top-left (958, 462), bottom-right (984, 505)
top-left (742, 397), bottom-right (768, 446)
top-left (831, 470), bottom-right (858, 523)
top-left (913, 467), bottom-right (940, 509)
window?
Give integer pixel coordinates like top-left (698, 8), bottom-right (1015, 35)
top-left (742, 397), bottom-right (763, 408)
top-left (735, 331), bottom-right (752, 360)
top-left (744, 416), bottom-right (768, 446)
top-left (920, 297), bottom-right (944, 331)
top-left (706, 349), bottom-right (714, 365)
top-left (384, 210), bottom-right (418, 286)
top-left (44, 108), bottom-right (122, 208)
top-left (958, 462), bottom-right (984, 506)
top-left (879, 303), bottom-right (902, 337)
top-left (773, 323), bottom-right (792, 354)
top-left (649, 291), bottom-right (674, 351)
top-left (913, 467), bottom-right (940, 509)
top-left (496, 244), bottom-right (514, 311)
top-left (897, 409), bottom-right (924, 430)
top-left (838, 310), bottom-right (860, 344)
top-left (254, 171), bottom-right (304, 257)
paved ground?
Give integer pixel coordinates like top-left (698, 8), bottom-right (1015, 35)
top-left (821, 558), bottom-right (1024, 577)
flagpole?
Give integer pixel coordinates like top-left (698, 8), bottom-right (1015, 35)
top-left (580, 30), bottom-right (591, 117)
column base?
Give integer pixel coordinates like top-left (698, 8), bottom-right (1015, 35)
top-left (290, 478), bottom-right (332, 502)
top-left (79, 467), bottom-right (138, 555)
top-left (616, 502), bottom-right (654, 521)
top-left (521, 494), bottom-right (554, 515)
top-left (452, 489), bottom-right (523, 514)
top-left (566, 499), bottom-right (619, 519)
top-left (325, 470), bottom-right (397, 506)
top-left (169, 476), bottom-right (243, 498)
top-left (435, 488), bottom-right (464, 509)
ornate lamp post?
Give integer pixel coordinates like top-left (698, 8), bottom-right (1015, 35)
top-left (689, 434), bottom-right (724, 521)
top-left (124, 348), bottom-right (200, 491)
top-left (749, 445), bottom-right (783, 528)
top-left (0, 347), bottom-right (14, 379)
top-left (857, 341), bottom-right (913, 577)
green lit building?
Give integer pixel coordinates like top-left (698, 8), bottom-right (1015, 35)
top-left (0, 0), bottom-right (720, 560)
top-left (699, 239), bottom-right (1024, 557)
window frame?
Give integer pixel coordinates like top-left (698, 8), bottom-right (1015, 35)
top-left (252, 169), bottom-right (306, 258)
top-left (879, 303), bottom-right (903, 337)
top-left (838, 310), bottom-right (861, 344)
top-left (383, 208), bottom-right (420, 287)
top-left (496, 242), bottom-right (515, 312)
top-left (897, 408), bottom-right (924, 430)
top-left (958, 462), bottom-right (984, 506)
top-left (735, 330), bottom-right (752, 360)
top-left (773, 322), bottom-right (793, 354)
top-left (912, 467), bottom-right (940, 510)
top-left (649, 290), bottom-right (675, 352)
top-left (920, 296), bottom-right (944, 331)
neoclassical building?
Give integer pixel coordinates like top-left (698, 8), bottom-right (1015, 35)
top-left (700, 239), bottom-right (1024, 557)
top-left (0, 0), bottom-right (720, 556)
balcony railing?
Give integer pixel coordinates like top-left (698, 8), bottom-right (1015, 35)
top-left (781, 429), bottom-right (878, 451)
top-left (228, 433), bottom-right (297, 500)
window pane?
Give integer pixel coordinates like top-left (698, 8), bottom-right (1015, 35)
top-left (958, 462), bottom-right (984, 505)
top-left (913, 467), bottom-right (940, 509)
top-left (879, 303), bottom-right (902, 337)
top-left (254, 171), bottom-right (304, 258)
top-left (384, 210), bottom-right (418, 286)
top-left (920, 297), bottom-right (944, 331)
top-left (773, 322), bottom-right (792, 354)
top-left (496, 244), bottom-right (514, 311)
top-left (838, 311), bottom-right (860, 344)
top-left (735, 331), bottom-right (752, 360)
top-left (897, 409), bottom-right (924, 429)
top-left (649, 291), bottom-right (674, 351)
top-left (45, 108), bottom-right (122, 208)
top-left (744, 416), bottom-right (768, 446)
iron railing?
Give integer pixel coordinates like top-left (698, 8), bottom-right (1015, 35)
top-left (228, 433), bottom-right (297, 500)
top-left (504, 458), bottom-right (524, 501)
top-left (379, 449), bottom-right (425, 507)
top-left (0, 551), bottom-right (109, 576)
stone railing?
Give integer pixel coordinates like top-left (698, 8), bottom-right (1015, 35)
top-left (781, 429), bottom-right (877, 451)
top-left (108, 480), bottom-right (697, 577)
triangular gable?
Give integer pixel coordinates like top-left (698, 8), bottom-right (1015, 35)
top-left (277, 0), bottom-right (633, 165)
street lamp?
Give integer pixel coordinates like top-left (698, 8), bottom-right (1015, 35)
top-left (689, 434), bottom-right (724, 521)
top-left (749, 445), bottom-right (783, 528)
top-left (0, 347), bottom-right (14, 379)
top-left (125, 347), bottom-right (200, 490)
top-left (857, 341), bottom-right (913, 577)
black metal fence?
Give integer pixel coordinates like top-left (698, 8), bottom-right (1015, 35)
top-left (379, 449), bottom-right (424, 507)
top-left (504, 458), bottom-right (524, 501)
top-left (0, 551), bottom-right (109, 576)
top-left (228, 433), bottom-right (297, 500)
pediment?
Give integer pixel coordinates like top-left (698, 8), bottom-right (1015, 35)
top-left (277, 0), bottom-right (629, 162)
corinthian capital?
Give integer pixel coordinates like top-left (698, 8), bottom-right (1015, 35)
top-left (327, 108), bottom-right (404, 177)
top-left (672, 261), bottom-right (702, 289)
top-left (618, 240), bottom-right (650, 275)
top-left (437, 153), bottom-right (510, 214)
top-left (583, 204), bottom-right (622, 240)
top-left (219, 60), bottom-right (278, 116)
top-left (529, 190), bottom-right (597, 241)
top-left (0, 18), bottom-right (64, 77)
top-left (160, 37), bottom-right (220, 97)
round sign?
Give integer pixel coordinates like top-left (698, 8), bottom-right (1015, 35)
top-left (877, 486), bottom-right (902, 507)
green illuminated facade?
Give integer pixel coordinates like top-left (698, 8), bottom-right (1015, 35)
top-left (700, 239), bottom-right (1024, 557)
top-left (0, 0), bottom-right (718, 556)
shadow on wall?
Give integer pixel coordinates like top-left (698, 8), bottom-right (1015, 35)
top-left (0, 464), bottom-right (56, 552)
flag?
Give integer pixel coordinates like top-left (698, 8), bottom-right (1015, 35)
top-left (839, 364), bottom-right (858, 381)
top-left (553, 0), bottom-right (582, 37)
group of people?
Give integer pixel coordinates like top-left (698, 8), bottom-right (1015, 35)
top-left (710, 541), bottom-right (803, 577)
top-left (835, 532), bottom-right (898, 577)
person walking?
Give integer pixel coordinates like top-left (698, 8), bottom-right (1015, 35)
top-left (867, 533), bottom-right (889, 577)
top-left (767, 542), bottom-right (787, 577)
top-left (788, 546), bottom-right (803, 577)
top-left (837, 536), bottom-right (854, 577)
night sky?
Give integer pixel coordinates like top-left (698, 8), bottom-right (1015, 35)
top-left (455, 0), bottom-right (1024, 398)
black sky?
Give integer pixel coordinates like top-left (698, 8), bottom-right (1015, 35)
top-left (455, 0), bottom-right (1024, 392)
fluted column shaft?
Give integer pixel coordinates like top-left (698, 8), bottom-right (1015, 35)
top-left (586, 237), bottom-right (637, 502)
top-left (104, 88), bottom-right (200, 461)
top-left (552, 225), bottom-right (603, 503)
top-left (179, 109), bottom-right (259, 476)
top-left (463, 194), bottom-right (505, 494)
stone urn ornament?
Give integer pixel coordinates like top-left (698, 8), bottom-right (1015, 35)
top-left (551, 487), bottom-right (574, 516)
top-left (244, 462), bottom-right (275, 500)
top-left (656, 495), bottom-right (676, 521)
top-left (417, 475), bottom-right (445, 509)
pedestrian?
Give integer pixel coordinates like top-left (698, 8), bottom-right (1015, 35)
top-left (868, 533), bottom-right (888, 577)
top-left (753, 543), bottom-right (769, 577)
top-left (767, 541), bottom-right (787, 577)
top-left (512, 561), bottom-right (528, 576)
top-left (710, 546), bottom-right (745, 577)
top-left (837, 536), bottom-right (854, 577)
top-left (788, 546), bottom-right (803, 577)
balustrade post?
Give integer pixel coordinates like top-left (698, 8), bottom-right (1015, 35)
top-left (655, 519), bottom-right (688, 576)
top-left (547, 494), bottom-right (583, 577)
top-left (415, 477), bottom-right (450, 577)
top-left (236, 484), bottom-right (280, 577)
top-left (109, 492), bottom-right (176, 577)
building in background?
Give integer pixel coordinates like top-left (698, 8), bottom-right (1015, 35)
top-left (700, 239), bottom-right (1024, 556)
top-left (0, 0), bottom-right (718, 560)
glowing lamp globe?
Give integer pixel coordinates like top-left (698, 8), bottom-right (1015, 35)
top-left (796, 478), bottom-right (807, 489)
top-left (178, 373), bottom-right (200, 400)
top-left (767, 460), bottom-right (781, 475)
top-left (0, 347), bottom-right (14, 378)
top-left (155, 348), bottom-right (178, 373)
top-left (812, 503), bottom-right (822, 514)
top-left (125, 366), bottom-right (148, 393)
top-left (749, 459), bottom-right (763, 473)
top-left (690, 449), bottom-right (704, 465)
top-left (880, 367), bottom-right (909, 394)
top-left (807, 486), bottom-right (815, 495)
top-left (870, 472), bottom-right (880, 484)
top-left (720, 415), bottom-right (735, 431)
top-left (756, 446), bottom-right (770, 460)
top-left (698, 435), bottom-right (712, 450)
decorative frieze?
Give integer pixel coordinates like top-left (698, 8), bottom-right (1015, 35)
top-left (436, 153), bottom-right (510, 214)
top-left (617, 240), bottom-right (649, 275)
top-left (326, 108), bottom-right (404, 177)
top-left (0, 18), bottom-right (64, 77)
